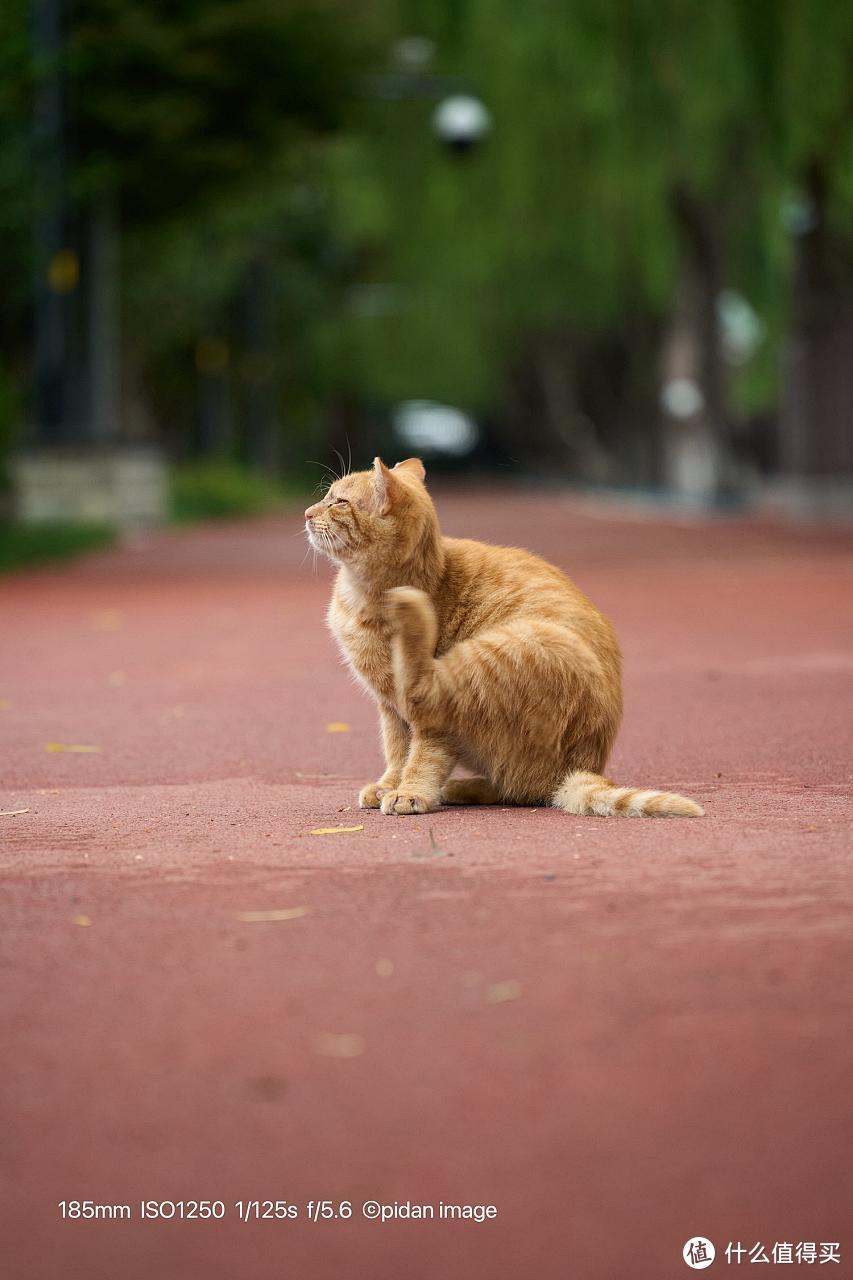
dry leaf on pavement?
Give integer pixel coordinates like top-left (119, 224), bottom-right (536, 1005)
top-left (486, 980), bottom-right (523, 1005)
top-left (236, 907), bottom-right (310, 923)
top-left (310, 825), bottom-right (364, 835)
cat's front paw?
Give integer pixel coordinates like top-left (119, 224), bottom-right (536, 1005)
top-left (359, 781), bottom-right (394, 809)
top-left (379, 790), bottom-right (437, 816)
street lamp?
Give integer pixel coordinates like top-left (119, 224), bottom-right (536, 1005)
top-left (362, 40), bottom-right (493, 154)
top-left (431, 95), bottom-right (493, 154)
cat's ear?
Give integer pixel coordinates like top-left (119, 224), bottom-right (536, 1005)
top-left (392, 457), bottom-right (426, 482)
top-left (373, 456), bottom-right (395, 514)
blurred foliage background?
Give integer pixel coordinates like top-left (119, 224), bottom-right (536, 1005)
top-left (1, 0), bottom-right (852, 530)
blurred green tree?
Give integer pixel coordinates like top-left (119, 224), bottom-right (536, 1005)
top-left (69, 0), bottom-right (363, 222)
top-left (0, 0), bottom-right (373, 470)
top-left (326, 0), bottom-right (853, 489)
top-left (1, 0), bottom-right (851, 495)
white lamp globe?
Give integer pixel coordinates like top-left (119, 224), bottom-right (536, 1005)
top-left (432, 95), bottom-right (493, 152)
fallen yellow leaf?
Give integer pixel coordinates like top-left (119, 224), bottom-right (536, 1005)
top-left (486, 979), bottom-right (523, 1005)
top-left (325, 722), bottom-right (351, 733)
top-left (0, 808), bottom-right (30, 817)
top-left (73, 914), bottom-right (93, 928)
top-left (44, 743), bottom-right (102, 754)
top-left (310, 824), bottom-right (364, 835)
top-left (313, 1032), bottom-right (365, 1059)
top-left (236, 907), bottom-right (310, 923)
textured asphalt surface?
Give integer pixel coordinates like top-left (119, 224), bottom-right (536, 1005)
top-left (2, 487), bottom-right (852, 1279)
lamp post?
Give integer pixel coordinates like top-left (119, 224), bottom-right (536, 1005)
top-left (356, 43), bottom-right (492, 466)
top-left (30, 0), bottom-right (76, 446)
top-left (17, 0), bottom-right (168, 528)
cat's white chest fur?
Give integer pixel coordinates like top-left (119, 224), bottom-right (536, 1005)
top-left (328, 582), bottom-right (396, 704)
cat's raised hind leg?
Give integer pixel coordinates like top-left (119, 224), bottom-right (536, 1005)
top-left (380, 589), bottom-right (454, 815)
top-left (384, 587), bottom-right (438, 722)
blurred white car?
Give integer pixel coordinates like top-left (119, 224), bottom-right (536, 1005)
top-left (392, 400), bottom-right (479, 458)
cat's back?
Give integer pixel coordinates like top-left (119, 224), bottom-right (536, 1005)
top-left (437, 536), bottom-right (616, 654)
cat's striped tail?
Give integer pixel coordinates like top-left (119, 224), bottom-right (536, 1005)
top-left (553, 770), bottom-right (703, 817)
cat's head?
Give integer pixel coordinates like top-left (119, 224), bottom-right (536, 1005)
top-left (304, 457), bottom-right (434, 568)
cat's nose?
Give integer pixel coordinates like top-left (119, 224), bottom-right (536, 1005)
top-left (304, 505), bottom-right (317, 522)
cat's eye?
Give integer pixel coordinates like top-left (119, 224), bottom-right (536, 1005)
top-left (331, 497), bottom-right (349, 507)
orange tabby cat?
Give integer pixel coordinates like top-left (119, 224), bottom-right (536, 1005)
top-left (305, 458), bottom-right (703, 818)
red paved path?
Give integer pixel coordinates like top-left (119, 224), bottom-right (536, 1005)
top-left (2, 488), bottom-right (852, 1279)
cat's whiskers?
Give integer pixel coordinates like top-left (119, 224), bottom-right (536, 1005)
top-left (305, 459), bottom-right (341, 490)
top-left (332, 447), bottom-right (350, 484)
top-left (297, 537), bottom-right (314, 571)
